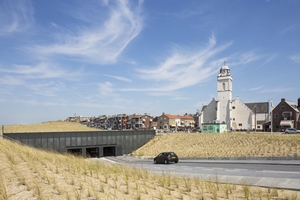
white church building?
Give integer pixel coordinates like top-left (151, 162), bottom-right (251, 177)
top-left (198, 63), bottom-right (270, 132)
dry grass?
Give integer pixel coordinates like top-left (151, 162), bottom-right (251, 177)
top-left (132, 132), bottom-right (300, 158)
top-left (1, 122), bottom-right (300, 199)
top-left (0, 139), bottom-right (299, 200)
top-left (3, 121), bottom-right (99, 133)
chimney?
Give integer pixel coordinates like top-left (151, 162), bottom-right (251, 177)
top-left (281, 98), bottom-right (285, 102)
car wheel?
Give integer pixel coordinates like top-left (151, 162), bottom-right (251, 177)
top-left (175, 160), bottom-right (178, 163)
top-left (164, 159), bottom-right (169, 164)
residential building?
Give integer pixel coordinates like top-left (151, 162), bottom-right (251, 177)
top-left (124, 114), bottom-right (153, 130)
top-left (271, 98), bottom-right (300, 132)
top-left (157, 113), bottom-right (194, 131)
top-left (106, 114), bottom-right (127, 130)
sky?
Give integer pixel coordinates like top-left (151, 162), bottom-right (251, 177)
top-left (1, 0), bottom-right (300, 125)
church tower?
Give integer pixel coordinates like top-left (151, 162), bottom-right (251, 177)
top-left (217, 62), bottom-right (232, 129)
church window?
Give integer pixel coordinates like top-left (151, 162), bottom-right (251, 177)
top-left (222, 83), bottom-right (225, 91)
top-left (238, 123), bottom-right (242, 126)
top-left (232, 106), bottom-right (235, 109)
top-left (233, 118), bottom-right (235, 121)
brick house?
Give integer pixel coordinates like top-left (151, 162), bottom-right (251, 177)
top-left (157, 113), bottom-right (194, 130)
top-left (272, 98), bottom-right (300, 132)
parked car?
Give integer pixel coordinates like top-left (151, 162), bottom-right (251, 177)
top-left (154, 152), bottom-right (179, 164)
top-left (284, 128), bottom-right (300, 134)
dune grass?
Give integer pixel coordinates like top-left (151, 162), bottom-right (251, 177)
top-left (132, 132), bottom-right (300, 158)
top-left (0, 138), bottom-right (299, 200)
top-left (3, 121), bottom-right (99, 133)
top-left (1, 122), bottom-right (300, 199)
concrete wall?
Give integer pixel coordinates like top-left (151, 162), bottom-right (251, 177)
top-left (3, 130), bottom-right (155, 157)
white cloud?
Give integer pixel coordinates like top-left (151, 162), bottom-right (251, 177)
top-left (98, 82), bottom-right (114, 97)
top-left (171, 96), bottom-right (190, 100)
top-left (173, 9), bottom-right (203, 20)
top-left (103, 74), bottom-right (132, 83)
top-left (14, 99), bottom-right (67, 106)
top-left (260, 86), bottom-right (293, 93)
top-left (0, 75), bottom-right (25, 86)
top-left (122, 35), bottom-right (232, 92)
top-left (249, 86), bottom-right (263, 91)
top-left (73, 102), bottom-right (109, 108)
top-left (0, 0), bottom-right (34, 36)
top-left (280, 24), bottom-right (298, 35)
top-left (30, 82), bottom-right (66, 97)
top-left (30, 0), bottom-right (144, 64)
top-left (290, 54), bottom-right (300, 63)
top-left (260, 54), bottom-right (277, 66)
top-left (0, 63), bottom-right (84, 81)
top-left (232, 51), bottom-right (262, 66)
top-left (0, 62), bottom-right (85, 97)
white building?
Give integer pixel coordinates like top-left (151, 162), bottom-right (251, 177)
top-left (199, 63), bottom-right (270, 131)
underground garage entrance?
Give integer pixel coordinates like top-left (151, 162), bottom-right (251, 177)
top-left (103, 146), bottom-right (116, 157)
top-left (67, 146), bottom-right (117, 158)
top-left (67, 148), bottom-right (82, 156)
top-left (86, 147), bottom-right (99, 158)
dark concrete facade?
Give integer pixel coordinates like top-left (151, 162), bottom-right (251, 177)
top-left (3, 130), bottom-right (155, 158)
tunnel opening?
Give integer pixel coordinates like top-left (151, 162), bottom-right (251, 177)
top-left (86, 147), bottom-right (99, 158)
top-left (67, 148), bottom-right (82, 156)
top-left (103, 146), bottom-right (116, 157)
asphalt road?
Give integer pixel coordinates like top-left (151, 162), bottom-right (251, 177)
top-left (98, 156), bottom-right (300, 190)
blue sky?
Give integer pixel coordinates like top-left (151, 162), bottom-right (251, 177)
top-left (1, 0), bottom-right (300, 125)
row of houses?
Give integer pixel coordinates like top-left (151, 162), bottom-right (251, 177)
top-left (65, 63), bottom-right (299, 133)
top-left (66, 113), bottom-right (197, 131)
top-left (66, 97), bottom-right (300, 132)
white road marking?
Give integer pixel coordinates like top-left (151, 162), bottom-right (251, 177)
top-left (259, 170), bottom-right (300, 174)
top-left (225, 169), bottom-right (248, 172)
top-left (100, 158), bottom-right (117, 163)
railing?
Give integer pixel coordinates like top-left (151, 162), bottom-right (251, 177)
top-left (1, 134), bottom-right (21, 144)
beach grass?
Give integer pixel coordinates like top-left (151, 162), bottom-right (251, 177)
top-left (0, 138), bottom-right (299, 200)
top-left (132, 132), bottom-right (300, 158)
top-left (1, 122), bottom-right (300, 199)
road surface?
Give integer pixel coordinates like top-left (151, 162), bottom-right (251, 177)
top-left (98, 156), bottom-right (300, 190)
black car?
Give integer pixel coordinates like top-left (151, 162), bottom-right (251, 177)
top-left (154, 152), bottom-right (179, 164)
